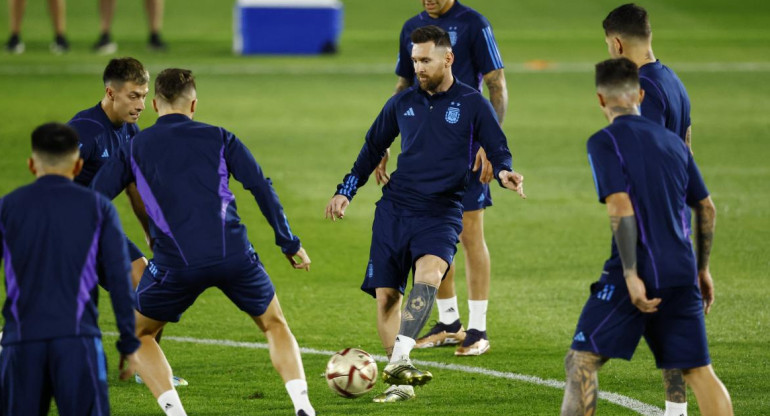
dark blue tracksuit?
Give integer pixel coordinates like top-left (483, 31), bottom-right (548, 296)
top-left (69, 102), bottom-right (144, 261)
top-left (0, 175), bottom-right (139, 416)
top-left (571, 115), bottom-right (711, 369)
top-left (397, 0), bottom-right (506, 211)
top-left (91, 114), bottom-right (301, 321)
top-left (334, 79), bottom-right (513, 296)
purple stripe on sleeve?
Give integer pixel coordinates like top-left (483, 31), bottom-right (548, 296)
top-left (129, 142), bottom-right (189, 265)
top-left (0, 200), bottom-right (20, 335)
top-left (76, 196), bottom-right (103, 333)
top-left (603, 128), bottom-right (662, 289)
top-left (218, 145), bottom-right (236, 258)
top-left (1, 239), bottom-right (20, 335)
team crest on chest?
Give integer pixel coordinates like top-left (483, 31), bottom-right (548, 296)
top-left (445, 101), bottom-right (461, 124)
top-left (447, 26), bottom-right (458, 46)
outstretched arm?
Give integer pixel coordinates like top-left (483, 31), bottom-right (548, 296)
top-left (328, 96), bottom-right (400, 216)
top-left (224, 131), bottom-right (302, 260)
top-left (605, 192), bottom-right (661, 313)
top-left (99, 199), bottom-right (140, 357)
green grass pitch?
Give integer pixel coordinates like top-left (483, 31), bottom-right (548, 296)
top-left (0, 0), bottom-right (768, 415)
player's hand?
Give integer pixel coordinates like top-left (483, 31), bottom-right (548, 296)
top-left (472, 147), bottom-right (494, 184)
top-left (625, 274), bottom-right (661, 313)
top-left (286, 247), bottom-right (311, 271)
top-left (118, 353), bottom-right (139, 381)
top-left (375, 148), bottom-right (391, 185)
top-left (499, 170), bottom-right (526, 199)
top-left (698, 269), bottom-right (714, 314)
top-left (325, 195), bottom-right (350, 221)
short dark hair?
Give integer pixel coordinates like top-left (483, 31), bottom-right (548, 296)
top-left (595, 58), bottom-right (639, 93)
top-left (602, 3), bottom-right (651, 39)
top-left (31, 122), bottom-right (80, 165)
top-left (103, 57), bottom-right (150, 86)
top-left (155, 68), bottom-right (196, 104)
top-left (410, 25), bottom-right (452, 48)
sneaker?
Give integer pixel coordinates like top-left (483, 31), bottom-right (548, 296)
top-left (296, 410), bottom-right (312, 416)
top-left (415, 319), bottom-right (466, 348)
top-left (50, 35), bottom-right (69, 54)
top-left (148, 32), bottom-right (167, 52)
top-left (382, 357), bottom-right (432, 386)
top-left (5, 34), bottom-right (24, 54)
top-left (454, 328), bottom-right (490, 356)
top-left (92, 33), bottom-right (117, 54)
top-left (135, 374), bottom-right (189, 387)
top-left (372, 384), bottom-right (415, 403)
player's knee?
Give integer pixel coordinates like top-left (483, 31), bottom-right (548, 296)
top-left (376, 289), bottom-right (401, 313)
top-left (681, 365), bottom-right (714, 384)
top-left (566, 349), bottom-right (606, 373)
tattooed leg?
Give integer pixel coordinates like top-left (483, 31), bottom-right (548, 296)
top-left (663, 368), bottom-right (687, 403)
top-left (399, 282), bottom-right (438, 339)
top-left (561, 349), bottom-right (608, 416)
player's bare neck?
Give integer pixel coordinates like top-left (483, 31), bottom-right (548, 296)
top-left (630, 47), bottom-right (656, 68)
top-left (608, 105), bottom-right (640, 123)
top-left (100, 98), bottom-right (125, 128)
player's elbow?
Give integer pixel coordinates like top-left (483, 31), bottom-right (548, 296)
top-left (605, 192), bottom-right (634, 217)
top-left (483, 69), bottom-right (507, 90)
top-left (696, 196), bottom-right (716, 220)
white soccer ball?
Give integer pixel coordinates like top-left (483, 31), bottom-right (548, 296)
top-left (325, 348), bottom-right (378, 398)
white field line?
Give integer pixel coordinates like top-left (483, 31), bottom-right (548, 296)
top-left (1, 62), bottom-right (769, 76)
top-left (104, 332), bottom-right (663, 415)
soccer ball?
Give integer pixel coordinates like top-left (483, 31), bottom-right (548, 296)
top-left (325, 348), bottom-right (378, 398)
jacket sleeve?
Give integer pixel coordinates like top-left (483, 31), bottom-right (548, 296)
top-left (70, 121), bottom-right (107, 186)
top-left (90, 141), bottom-right (134, 200)
top-left (98, 196), bottom-right (140, 355)
top-left (469, 16), bottom-right (505, 76)
top-left (334, 96), bottom-right (400, 200)
top-left (473, 97), bottom-right (513, 186)
top-left (639, 77), bottom-right (667, 127)
top-left (395, 23), bottom-right (415, 80)
top-left (224, 130), bottom-right (301, 255)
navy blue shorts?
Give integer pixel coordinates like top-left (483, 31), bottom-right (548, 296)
top-left (570, 278), bottom-right (710, 369)
top-left (136, 247), bottom-right (275, 322)
top-left (361, 200), bottom-right (462, 297)
top-left (127, 237), bottom-right (145, 262)
top-left (461, 169), bottom-right (492, 212)
top-left (0, 337), bottom-right (110, 416)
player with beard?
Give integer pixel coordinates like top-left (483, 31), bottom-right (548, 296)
top-left (326, 25), bottom-right (525, 403)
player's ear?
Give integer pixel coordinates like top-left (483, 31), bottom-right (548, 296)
top-left (597, 92), bottom-right (607, 108)
top-left (190, 99), bottom-right (197, 114)
top-left (638, 88), bottom-right (645, 104)
top-left (72, 158), bottom-right (84, 177)
top-left (614, 37), bottom-right (624, 55)
top-left (105, 85), bottom-right (115, 101)
top-left (27, 157), bottom-right (36, 176)
top-left (446, 50), bottom-right (454, 68)
top-left (152, 98), bottom-right (159, 113)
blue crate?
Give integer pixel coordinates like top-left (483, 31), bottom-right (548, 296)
top-left (234, 0), bottom-right (344, 55)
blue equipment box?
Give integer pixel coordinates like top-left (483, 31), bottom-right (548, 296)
top-left (234, 0), bottom-right (344, 55)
